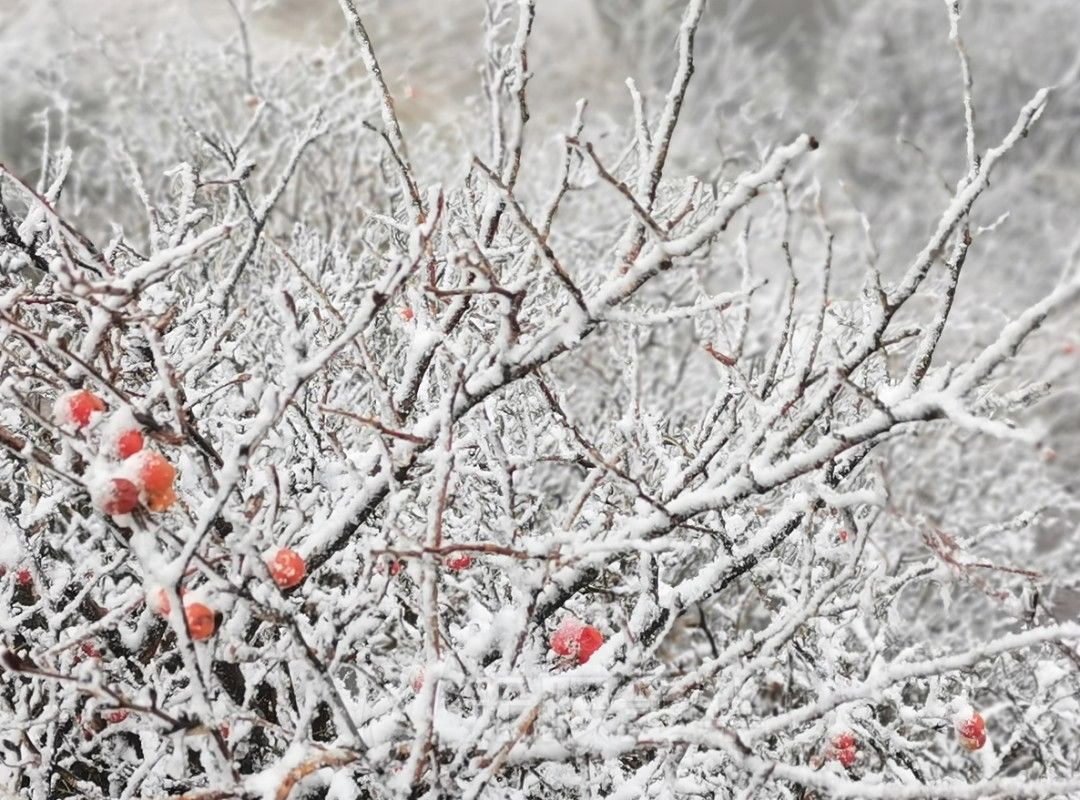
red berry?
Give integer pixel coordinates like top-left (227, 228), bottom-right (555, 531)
top-left (576, 626), bottom-right (604, 663)
top-left (401, 307), bottom-right (414, 321)
top-left (63, 389), bottom-right (106, 427)
top-left (832, 733), bottom-right (856, 751)
top-left (266, 547), bottom-right (306, 589)
top-left (105, 710), bottom-right (129, 724)
top-left (153, 588), bottom-right (171, 616)
top-left (79, 641), bottom-right (100, 660)
top-left (551, 619), bottom-right (605, 664)
top-left (16, 569), bottom-right (32, 586)
top-left (378, 558), bottom-right (402, 576)
top-left (551, 619), bottom-right (583, 658)
top-left (152, 586), bottom-right (187, 616)
top-left (837, 529), bottom-right (849, 543)
top-left (446, 553), bottom-right (472, 571)
top-left (116, 429), bottom-right (144, 459)
top-left (958, 711), bottom-right (986, 751)
top-left (828, 732), bottom-right (857, 768)
top-left (102, 478), bottom-right (140, 515)
top-left (185, 602), bottom-right (216, 641)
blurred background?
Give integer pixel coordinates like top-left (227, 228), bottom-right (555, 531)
top-left (6, 0), bottom-right (835, 170)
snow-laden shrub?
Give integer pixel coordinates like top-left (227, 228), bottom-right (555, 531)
top-left (1, 1), bottom-right (1079, 798)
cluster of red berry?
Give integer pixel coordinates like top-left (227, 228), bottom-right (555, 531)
top-left (144, 543), bottom-right (477, 646)
top-left (825, 713), bottom-right (987, 769)
top-left (149, 547), bottom-right (307, 642)
top-left (57, 389), bottom-right (178, 515)
top-left (54, 391), bottom-right (315, 645)
top-left (378, 551), bottom-right (476, 577)
top-left (550, 618), bottom-right (605, 665)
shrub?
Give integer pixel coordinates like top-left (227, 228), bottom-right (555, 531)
top-left (1, 1), bottom-right (1078, 798)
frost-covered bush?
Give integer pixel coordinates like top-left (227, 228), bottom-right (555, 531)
top-left (1, 1), bottom-right (1079, 798)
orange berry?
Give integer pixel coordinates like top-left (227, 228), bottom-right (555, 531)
top-left (137, 451), bottom-right (177, 511)
top-left (63, 389), bottom-right (106, 427)
top-left (116, 429), bottom-right (144, 459)
top-left (102, 478), bottom-right (140, 515)
top-left (145, 486), bottom-right (177, 512)
top-left (138, 452), bottom-right (176, 494)
top-left (266, 547), bottom-right (306, 589)
top-left (185, 602), bottom-right (216, 641)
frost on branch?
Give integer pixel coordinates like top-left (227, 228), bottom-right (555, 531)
top-left (1, 1), bottom-right (1079, 799)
